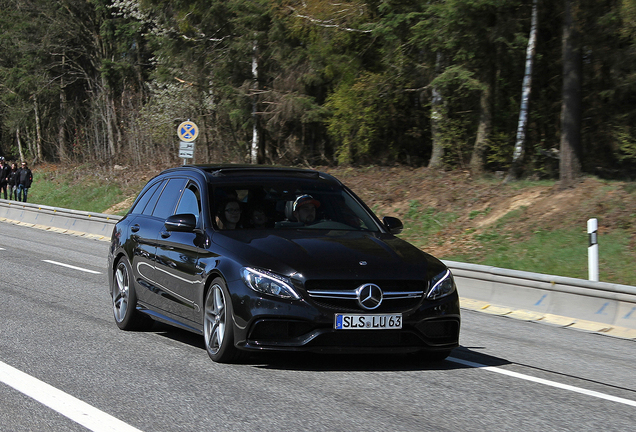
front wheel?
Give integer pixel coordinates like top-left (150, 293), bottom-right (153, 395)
top-left (112, 257), bottom-right (153, 331)
top-left (204, 278), bottom-right (238, 363)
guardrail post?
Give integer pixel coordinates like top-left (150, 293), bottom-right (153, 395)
top-left (588, 218), bottom-right (599, 282)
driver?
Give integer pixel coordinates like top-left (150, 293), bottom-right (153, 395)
top-left (292, 194), bottom-right (320, 225)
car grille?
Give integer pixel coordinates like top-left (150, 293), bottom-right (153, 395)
top-left (305, 279), bottom-right (425, 313)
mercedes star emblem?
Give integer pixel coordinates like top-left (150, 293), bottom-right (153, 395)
top-left (356, 283), bottom-right (383, 310)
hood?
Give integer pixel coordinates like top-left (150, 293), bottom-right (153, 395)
top-left (212, 229), bottom-right (446, 281)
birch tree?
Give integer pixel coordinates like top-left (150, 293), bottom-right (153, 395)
top-left (251, 40), bottom-right (260, 164)
top-left (428, 52), bottom-right (445, 169)
top-left (505, 0), bottom-right (538, 182)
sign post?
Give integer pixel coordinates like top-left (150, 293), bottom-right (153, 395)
top-left (587, 218), bottom-right (599, 281)
top-left (177, 120), bottom-right (199, 164)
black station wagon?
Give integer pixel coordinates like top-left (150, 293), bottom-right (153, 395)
top-left (107, 165), bottom-right (460, 363)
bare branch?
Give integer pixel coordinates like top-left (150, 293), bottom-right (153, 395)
top-left (287, 7), bottom-right (372, 33)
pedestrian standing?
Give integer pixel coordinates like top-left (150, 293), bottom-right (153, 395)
top-left (0, 157), bottom-right (9, 199)
top-left (16, 161), bottom-right (33, 202)
top-left (8, 163), bottom-right (19, 200)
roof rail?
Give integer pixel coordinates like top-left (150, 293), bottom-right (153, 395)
top-left (161, 164), bottom-right (341, 183)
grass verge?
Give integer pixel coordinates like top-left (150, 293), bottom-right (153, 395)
top-left (28, 167), bottom-right (126, 214)
top-left (401, 206), bottom-right (636, 286)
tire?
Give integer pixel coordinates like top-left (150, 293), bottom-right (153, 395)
top-left (204, 278), bottom-right (238, 363)
top-left (112, 257), bottom-right (153, 331)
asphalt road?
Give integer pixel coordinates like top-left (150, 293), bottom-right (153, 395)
top-left (1, 221), bottom-right (635, 431)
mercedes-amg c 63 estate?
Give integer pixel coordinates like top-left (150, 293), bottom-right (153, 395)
top-left (107, 165), bottom-right (460, 363)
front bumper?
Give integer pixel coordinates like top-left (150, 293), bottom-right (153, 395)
top-left (230, 286), bottom-right (460, 354)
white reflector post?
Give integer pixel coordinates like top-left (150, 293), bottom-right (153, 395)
top-left (587, 218), bottom-right (599, 282)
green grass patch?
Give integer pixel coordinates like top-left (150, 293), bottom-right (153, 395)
top-left (469, 207), bottom-right (491, 220)
top-left (28, 172), bottom-right (124, 214)
top-left (444, 228), bottom-right (636, 285)
top-left (401, 200), bottom-right (458, 249)
top-left (503, 179), bottom-right (554, 190)
top-left (400, 199), bottom-right (636, 286)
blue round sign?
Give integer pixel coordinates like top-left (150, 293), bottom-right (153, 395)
top-left (177, 121), bottom-right (199, 142)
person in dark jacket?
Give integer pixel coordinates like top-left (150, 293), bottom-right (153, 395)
top-left (7, 163), bottom-right (19, 200)
top-left (0, 157), bottom-right (9, 199)
top-left (16, 161), bottom-right (33, 202)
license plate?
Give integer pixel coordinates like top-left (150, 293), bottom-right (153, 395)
top-left (334, 314), bottom-right (402, 330)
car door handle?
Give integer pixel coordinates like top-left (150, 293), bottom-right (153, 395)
top-left (131, 224), bottom-right (140, 233)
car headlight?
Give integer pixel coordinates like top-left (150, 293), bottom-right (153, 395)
top-left (427, 269), bottom-right (456, 300)
top-left (242, 267), bottom-right (301, 300)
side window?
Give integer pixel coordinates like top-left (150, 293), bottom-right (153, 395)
top-left (152, 178), bottom-right (187, 220)
top-left (141, 180), bottom-right (167, 216)
top-left (175, 183), bottom-right (201, 226)
top-left (130, 180), bottom-right (162, 215)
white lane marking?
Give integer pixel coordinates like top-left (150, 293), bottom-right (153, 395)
top-left (448, 357), bottom-right (636, 407)
top-left (0, 360), bottom-right (143, 432)
top-left (43, 260), bottom-right (101, 274)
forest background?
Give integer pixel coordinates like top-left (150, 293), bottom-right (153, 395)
top-left (1, 0), bottom-right (636, 183)
top-left (2, 0), bottom-right (636, 285)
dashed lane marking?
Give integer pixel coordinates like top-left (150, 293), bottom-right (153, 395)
top-left (448, 357), bottom-right (636, 407)
top-left (0, 360), bottom-right (143, 432)
top-left (42, 260), bottom-right (102, 274)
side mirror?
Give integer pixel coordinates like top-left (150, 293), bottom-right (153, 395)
top-left (165, 213), bottom-right (197, 232)
top-left (382, 216), bottom-right (403, 235)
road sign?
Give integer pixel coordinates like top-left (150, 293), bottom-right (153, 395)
top-left (180, 141), bottom-right (195, 151)
top-left (177, 121), bottom-right (199, 142)
top-left (179, 149), bottom-right (194, 159)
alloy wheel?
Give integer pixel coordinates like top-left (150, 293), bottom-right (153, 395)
top-left (204, 284), bottom-right (226, 355)
top-left (113, 262), bottom-right (130, 323)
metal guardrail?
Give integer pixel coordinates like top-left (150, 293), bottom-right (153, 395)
top-left (444, 260), bottom-right (636, 332)
top-left (0, 199), bottom-right (120, 239)
top-left (2, 199), bottom-right (635, 334)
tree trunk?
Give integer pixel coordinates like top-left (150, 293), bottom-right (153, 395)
top-left (428, 53), bottom-right (445, 169)
top-left (559, 0), bottom-right (582, 189)
top-left (469, 78), bottom-right (493, 175)
top-left (506, 0), bottom-right (538, 183)
top-left (250, 40), bottom-right (260, 165)
top-left (57, 52), bottom-right (68, 162)
top-left (27, 127), bottom-right (36, 158)
top-left (34, 96), bottom-right (44, 163)
top-left (16, 127), bottom-right (24, 163)
top-left (104, 76), bottom-right (117, 158)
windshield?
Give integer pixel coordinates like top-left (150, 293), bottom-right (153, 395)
top-left (209, 179), bottom-right (380, 232)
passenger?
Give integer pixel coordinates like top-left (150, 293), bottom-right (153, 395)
top-left (292, 194), bottom-right (320, 225)
top-left (216, 199), bottom-right (242, 229)
top-left (248, 206), bottom-right (269, 229)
